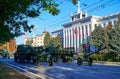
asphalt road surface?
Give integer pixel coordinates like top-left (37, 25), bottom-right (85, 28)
top-left (0, 58), bottom-right (120, 79)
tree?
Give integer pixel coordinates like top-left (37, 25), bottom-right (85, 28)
top-left (44, 32), bottom-right (51, 47)
top-left (109, 27), bottom-right (120, 57)
top-left (89, 25), bottom-right (104, 53)
top-left (25, 38), bottom-right (33, 46)
top-left (102, 21), bottom-right (113, 54)
top-left (0, 0), bottom-right (60, 44)
top-left (0, 0), bottom-right (77, 44)
top-left (54, 34), bottom-right (62, 47)
top-left (116, 14), bottom-right (120, 27)
top-left (108, 16), bottom-right (120, 60)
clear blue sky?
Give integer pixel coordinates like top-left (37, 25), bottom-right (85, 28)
top-left (16, 0), bottom-right (120, 45)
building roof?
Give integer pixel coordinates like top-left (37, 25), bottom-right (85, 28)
top-left (51, 29), bottom-right (63, 34)
top-left (62, 15), bottom-right (101, 28)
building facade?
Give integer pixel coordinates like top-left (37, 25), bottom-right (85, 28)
top-left (34, 31), bottom-right (47, 47)
top-left (62, 1), bottom-right (120, 52)
top-left (24, 31), bottom-right (47, 47)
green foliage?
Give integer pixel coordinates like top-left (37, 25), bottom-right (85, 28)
top-left (104, 52), bottom-right (119, 62)
top-left (72, 0), bottom-right (77, 5)
top-left (0, 0), bottom-right (60, 44)
top-left (44, 32), bottom-right (51, 47)
top-left (89, 18), bottom-right (120, 62)
top-left (53, 34), bottom-right (62, 47)
top-left (116, 15), bottom-right (120, 27)
top-left (44, 32), bottom-right (62, 48)
top-left (90, 25), bottom-right (104, 52)
top-left (101, 21), bottom-right (113, 54)
top-left (25, 39), bottom-right (33, 46)
top-left (109, 24), bottom-right (120, 56)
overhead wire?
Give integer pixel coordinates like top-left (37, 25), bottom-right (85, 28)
top-left (40, 0), bottom-right (118, 32)
top-left (44, 0), bottom-right (106, 29)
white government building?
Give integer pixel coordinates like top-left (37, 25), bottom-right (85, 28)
top-left (62, 1), bottom-right (120, 52)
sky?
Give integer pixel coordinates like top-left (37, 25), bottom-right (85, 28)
top-left (16, 0), bottom-right (120, 45)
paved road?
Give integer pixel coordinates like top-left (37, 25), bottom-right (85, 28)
top-left (0, 58), bottom-right (120, 79)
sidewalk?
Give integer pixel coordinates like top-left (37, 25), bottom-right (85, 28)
top-left (93, 61), bottom-right (120, 66)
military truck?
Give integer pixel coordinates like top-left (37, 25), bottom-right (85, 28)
top-left (14, 45), bottom-right (34, 63)
top-left (0, 49), bottom-right (10, 58)
top-left (32, 46), bottom-right (49, 66)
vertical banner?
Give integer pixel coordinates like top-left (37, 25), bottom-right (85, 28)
top-left (74, 28), bottom-right (78, 52)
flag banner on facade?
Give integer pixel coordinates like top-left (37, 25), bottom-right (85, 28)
top-left (24, 34), bottom-right (27, 39)
top-left (74, 28), bottom-right (78, 34)
top-left (79, 34), bottom-right (82, 38)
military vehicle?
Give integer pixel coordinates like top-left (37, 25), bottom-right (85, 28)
top-left (77, 54), bottom-right (93, 66)
top-left (14, 45), bottom-right (34, 63)
top-left (32, 45), bottom-right (75, 66)
top-left (0, 49), bottom-right (10, 58)
top-left (14, 44), bottom-right (93, 66)
top-left (76, 44), bottom-right (94, 66)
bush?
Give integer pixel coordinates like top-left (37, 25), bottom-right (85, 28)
top-left (90, 54), bottom-right (99, 62)
top-left (104, 52), bottom-right (119, 62)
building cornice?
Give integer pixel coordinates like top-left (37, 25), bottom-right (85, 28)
top-left (62, 15), bottom-right (101, 28)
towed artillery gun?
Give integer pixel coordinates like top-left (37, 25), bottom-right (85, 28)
top-left (76, 53), bottom-right (93, 66)
top-left (76, 44), bottom-right (94, 66)
top-left (32, 44), bottom-right (75, 66)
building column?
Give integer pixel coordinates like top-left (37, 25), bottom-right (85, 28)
top-left (77, 27), bottom-right (79, 52)
top-left (83, 25), bottom-right (86, 43)
top-left (71, 28), bottom-right (73, 47)
top-left (73, 28), bottom-right (76, 51)
top-left (63, 30), bottom-right (66, 48)
top-left (65, 29), bottom-right (67, 48)
top-left (70, 28), bottom-right (72, 47)
top-left (68, 29), bottom-right (70, 47)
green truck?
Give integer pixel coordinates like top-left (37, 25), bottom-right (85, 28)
top-left (14, 45), bottom-right (34, 63)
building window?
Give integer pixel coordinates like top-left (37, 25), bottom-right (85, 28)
top-left (85, 25), bottom-right (88, 35)
top-left (95, 24), bottom-right (97, 28)
top-left (113, 20), bottom-right (117, 27)
top-left (103, 23), bottom-right (106, 28)
top-left (89, 24), bottom-right (91, 34)
top-left (82, 26), bottom-right (84, 34)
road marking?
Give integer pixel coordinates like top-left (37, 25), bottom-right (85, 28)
top-left (4, 62), bottom-right (45, 79)
top-left (55, 66), bottom-right (73, 70)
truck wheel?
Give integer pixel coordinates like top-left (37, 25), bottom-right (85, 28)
top-left (88, 57), bottom-right (93, 66)
top-left (14, 57), bottom-right (18, 62)
top-left (77, 58), bottom-right (83, 65)
top-left (49, 58), bottom-right (54, 66)
top-left (54, 57), bottom-right (58, 63)
top-left (88, 61), bottom-right (93, 66)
